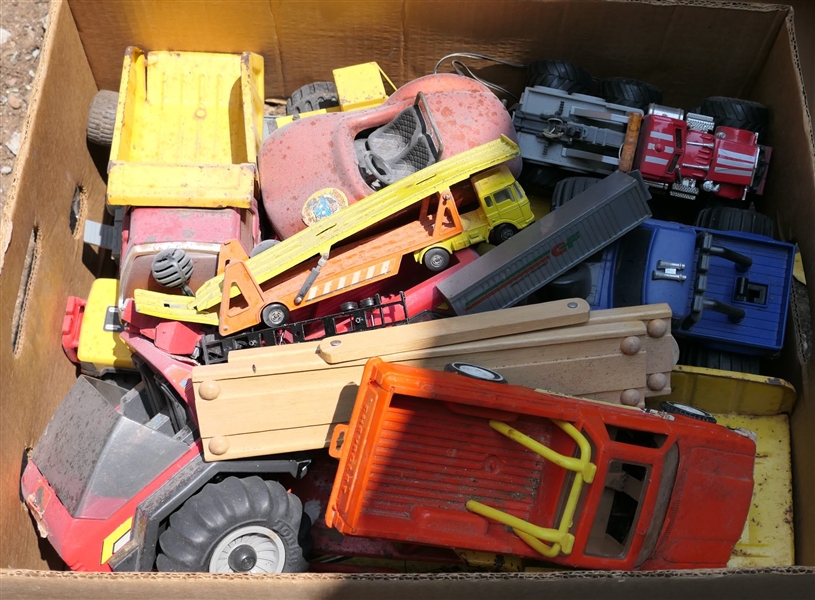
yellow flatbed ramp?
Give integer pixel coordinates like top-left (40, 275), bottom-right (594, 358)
top-left (135, 136), bottom-right (520, 321)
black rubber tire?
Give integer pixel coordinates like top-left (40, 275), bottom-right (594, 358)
top-left (659, 401), bottom-right (717, 423)
top-left (525, 60), bottom-right (593, 95)
top-left (87, 90), bottom-right (118, 146)
top-left (694, 206), bottom-right (775, 239)
top-left (600, 77), bottom-right (662, 111)
top-left (339, 301), bottom-right (359, 312)
top-left (423, 248), bottom-right (451, 272)
top-left (519, 164), bottom-right (566, 192)
top-left (359, 297), bottom-right (376, 308)
top-left (698, 97), bottom-right (769, 142)
top-left (250, 239), bottom-right (281, 258)
top-left (489, 223), bottom-right (518, 245)
top-left (286, 82), bottom-right (339, 116)
top-left (156, 476), bottom-right (308, 573)
top-left (551, 176), bottom-right (602, 209)
top-left (444, 362), bottom-right (507, 384)
top-left (261, 303), bottom-right (290, 328)
top-left (680, 343), bottom-right (761, 375)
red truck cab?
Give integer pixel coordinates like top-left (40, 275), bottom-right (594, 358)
top-left (326, 359), bottom-right (756, 570)
top-left (638, 105), bottom-right (770, 201)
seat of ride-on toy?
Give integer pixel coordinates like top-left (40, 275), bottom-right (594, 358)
top-left (356, 103), bottom-right (440, 189)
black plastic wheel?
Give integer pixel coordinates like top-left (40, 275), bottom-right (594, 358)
top-left (694, 206), bottom-right (775, 239)
top-left (286, 81), bottom-right (339, 116)
top-left (659, 401), bottom-right (717, 424)
top-left (339, 301), bottom-right (359, 312)
top-left (489, 223), bottom-right (518, 245)
top-left (423, 247), bottom-right (451, 272)
top-left (87, 90), bottom-right (118, 146)
top-left (680, 343), bottom-right (761, 375)
top-left (261, 303), bottom-right (290, 328)
top-left (525, 60), bottom-right (593, 94)
top-left (444, 362), bottom-right (507, 384)
top-left (551, 176), bottom-right (603, 209)
top-left (600, 77), bottom-right (662, 111)
top-left (698, 97), bottom-right (769, 142)
top-left (250, 239), bottom-right (281, 258)
top-left (156, 476), bottom-right (308, 573)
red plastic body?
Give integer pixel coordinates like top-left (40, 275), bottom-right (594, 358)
top-left (637, 113), bottom-right (768, 200)
top-left (326, 359), bottom-right (756, 570)
top-left (20, 445), bottom-right (201, 572)
top-left (260, 73), bottom-right (522, 240)
top-left (119, 201), bottom-right (260, 300)
top-left (61, 296), bottom-right (87, 363)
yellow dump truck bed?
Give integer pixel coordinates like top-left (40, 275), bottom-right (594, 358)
top-left (107, 47), bottom-right (264, 208)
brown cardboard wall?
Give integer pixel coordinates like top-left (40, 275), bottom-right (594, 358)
top-left (1, 0), bottom-right (814, 587)
top-left (750, 18), bottom-right (815, 565)
top-left (0, 0), bottom-right (106, 570)
top-left (68, 0), bottom-right (788, 106)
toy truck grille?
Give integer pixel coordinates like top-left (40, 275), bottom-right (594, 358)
top-left (438, 171), bottom-right (652, 315)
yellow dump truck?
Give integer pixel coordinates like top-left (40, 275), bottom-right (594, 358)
top-left (89, 46), bottom-right (265, 208)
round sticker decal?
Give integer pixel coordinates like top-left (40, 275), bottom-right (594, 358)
top-left (302, 188), bottom-right (348, 226)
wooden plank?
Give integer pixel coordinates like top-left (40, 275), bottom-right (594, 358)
top-left (316, 298), bottom-right (591, 364)
top-left (196, 317), bottom-right (644, 383)
top-left (196, 334), bottom-right (664, 455)
top-left (202, 424), bottom-right (336, 462)
top-left (586, 303), bottom-right (671, 324)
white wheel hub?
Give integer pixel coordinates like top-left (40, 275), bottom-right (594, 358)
top-left (209, 525), bottom-right (286, 573)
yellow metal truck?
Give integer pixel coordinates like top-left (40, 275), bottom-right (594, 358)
top-left (96, 46), bottom-right (265, 208)
top-left (415, 165), bottom-right (535, 267)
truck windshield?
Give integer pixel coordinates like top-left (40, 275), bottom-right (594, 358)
top-left (32, 377), bottom-right (189, 520)
top-left (585, 459), bottom-right (651, 558)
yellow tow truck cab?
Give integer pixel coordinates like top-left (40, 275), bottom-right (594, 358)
top-left (415, 165), bottom-right (535, 263)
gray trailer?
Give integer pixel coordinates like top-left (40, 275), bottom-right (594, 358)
top-left (437, 170), bottom-right (652, 315)
top-left (513, 86), bottom-right (643, 176)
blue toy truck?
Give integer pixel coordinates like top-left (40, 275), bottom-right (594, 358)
top-left (547, 176), bottom-right (795, 366)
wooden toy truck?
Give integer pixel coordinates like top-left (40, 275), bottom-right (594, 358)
top-left (191, 301), bottom-right (679, 462)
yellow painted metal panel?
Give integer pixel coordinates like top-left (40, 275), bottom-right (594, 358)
top-left (334, 62), bottom-right (388, 111)
top-left (106, 163), bottom-right (256, 208)
top-left (107, 47), bottom-right (263, 208)
top-left (716, 414), bottom-right (794, 567)
top-left (654, 365), bottom-right (796, 415)
top-left (76, 279), bottom-right (134, 371)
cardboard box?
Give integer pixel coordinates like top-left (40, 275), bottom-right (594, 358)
top-left (1, 0), bottom-right (814, 596)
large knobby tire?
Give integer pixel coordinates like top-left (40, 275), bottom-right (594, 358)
top-left (694, 206), bottom-right (775, 238)
top-left (698, 97), bottom-right (769, 142)
top-left (525, 60), bottom-right (593, 95)
top-left (87, 90), bottom-right (118, 146)
top-left (156, 476), bottom-right (308, 573)
top-left (551, 176), bottom-right (602, 209)
top-left (286, 81), bottom-right (339, 116)
top-left (600, 77), bottom-right (662, 111)
top-left (679, 343), bottom-right (761, 375)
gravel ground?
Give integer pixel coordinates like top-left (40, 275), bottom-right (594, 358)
top-left (0, 0), bottom-right (49, 207)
